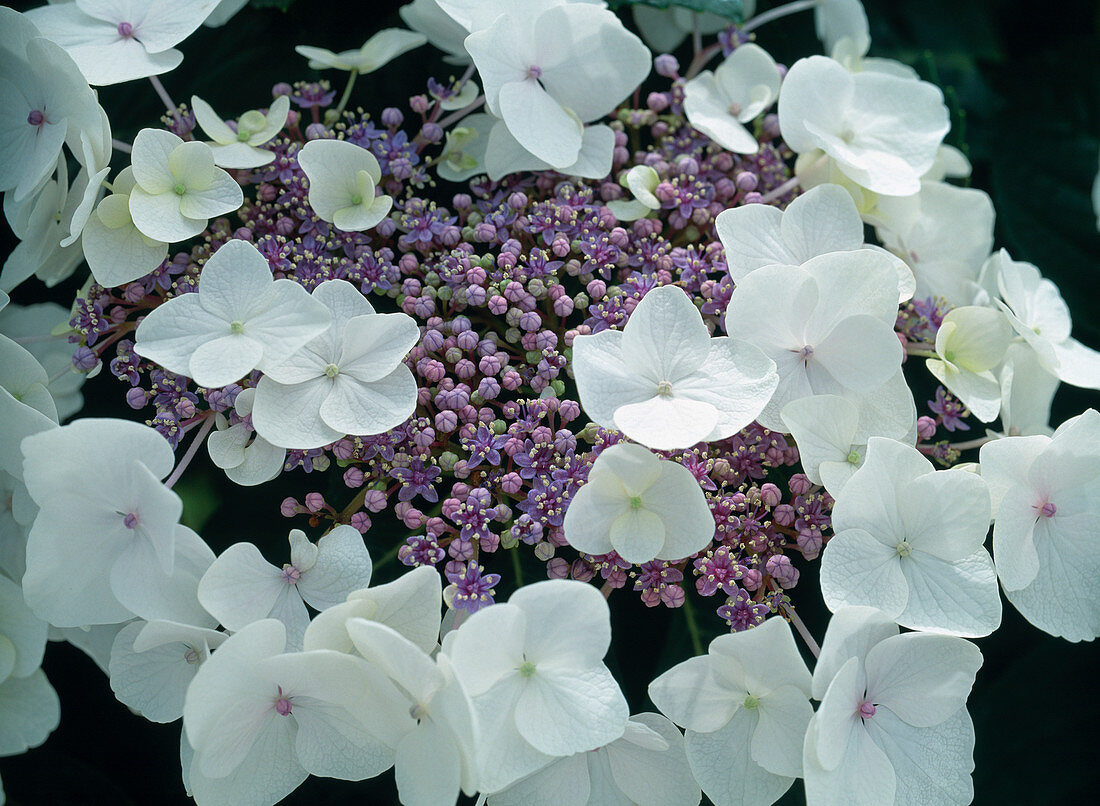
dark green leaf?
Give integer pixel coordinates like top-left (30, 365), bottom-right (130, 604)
top-left (608, 0), bottom-right (745, 24)
top-left (249, 0), bottom-right (295, 11)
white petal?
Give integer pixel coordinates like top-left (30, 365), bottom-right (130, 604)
top-left (648, 655), bottom-right (739, 734)
top-left (0, 669), bottom-right (60, 755)
top-left (686, 708), bottom-right (794, 806)
top-left (684, 72), bottom-right (759, 154)
top-left (898, 550), bottom-right (1002, 637)
top-left (752, 685), bottom-right (814, 777)
top-left (864, 707), bottom-right (975, 806)
top-left (296, 525), bottom-right (374, 611)
top-left (812, 606), bottom-right (898, 701)
top-left (251, 375), bottom-right (344, 450)
top-left (395, 720), bottom-right (464, 806)
top-left (197, 542), bottom-right (284, 631)
top-left (820, 528), bottom-right (908, 619)
top-left (510, 579), bottom-right (611, 669)
top-left (514, 664), bottom-right (629, 756)
top-left (318, 365), bottom-right (417, 438)
top-left (497, 78), bottom-right (583, 168)
top-left (444, 602), bottom-right (526, 696)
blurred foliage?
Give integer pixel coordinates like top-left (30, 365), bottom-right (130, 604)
top-left (1, 1), bottom-right (1098, 804)
top-left (609, 0), bottom-right (745, 22)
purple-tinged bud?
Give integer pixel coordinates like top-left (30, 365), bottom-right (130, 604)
top-left (501, 370), bottom-right (522, 391)
top-left (743, 191), bottom-right (763, 204)
top-left (797, 530), bottom-right (822, 560)
top-left (1035, 500), bottom-right (1057, 518)
top-left (773, 504), bottom-right (796, 526)
top-left (454, 358), bottom-right (476, 379)
top-left (280, 497), bottom-right (300, 517)
top-left (410, 94), bottom-right (430, 114)
top-left (488, 295), bottom-right (508, 315)
top-left (534, 541), bottom-right (555, 561)
top-left (117, 21), bottom-right (134, 37)
top-left (272, 82), bottom-right (292, 97)
top-left (281, 564), bottom-right (301, 584)
top-left (421, 121), bottom-right (443, 142)
top-left (274, 216), bottom-right (296, 236)
top-left (478, 377), bottom-right (501, 400)
top-left (275, 696), bottom-right (293, 716)
top-left (304, 122), bottom-right (329, 140)
top-left (435, 410), bottom-right (458, 433)
top-left (859, 701), bottom-right (876, 720)
top-left (760, 483), bottom-right (782, 507)
top-left (304, 492), bottom-right (325, 513)
top-left (766, 554), bottom-right (799, 588)
top-left (350, 511), bottom-right (371, 533)
top-left (558, 400), bottom-right (580, 423)
top-left (453, 193), bottom-right (471, 210)
top-left (175, 398), bottom-right (196, 419)
top-left (916, 416), bottom-right (937, 440)
top-left (736, 171), bottom-right (758, 192)
top-left (518, 311), bottom-right (540, 332)
top-left (331, 439), bottom-right (355, 461)
top-left (343, 467), bottom-right (365, 488)
top-left (381, 107), bottom-right (404, 127)
top-left (72, 346), bottom-right (98, 372)
top-left (551, 236), bottom-right (571, 257)
top-left (500, 472), bottom-right (523, 495)
top-left (507, 191), bottom-right (527, 210)
top-left (233, 227), bottom-right (253, 241)
top-left (546, 557), bottom-right (570, 579)
top-left (123, 282), bottom-right (146, 304)
top-left (789, 474), bottom-right (813, 495)
top-left (741, 568), bottom-right (762, 591)
top-left (647, 92), bottom-right (670, 112)
top-left (586, 279), bottom-right (607, 299)
top-left (654, 53), bottom-right (679, 78)
top-left (27, 109), bottom-right (45, 126)
top-left (762, 113), bottom-right (781, 139)
top-left (402, 506), bottom-right (425, 529)
top-left (125, 387), bottom-right (149, 409)
top-left (363, 489), bottom-right (388, 512)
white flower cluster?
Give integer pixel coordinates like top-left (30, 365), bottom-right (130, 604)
top-left (1, 0), bottom-right (1098, 805)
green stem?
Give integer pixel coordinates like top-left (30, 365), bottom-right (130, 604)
top-left (682, 593), bottom-right (704, 656)
top-left (330, 68), bottom-right (359, 122)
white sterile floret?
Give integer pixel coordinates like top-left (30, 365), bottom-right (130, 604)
top-left (0, 333), bottom-right (60, 431)
top-left (562, 442), bottom-right (714, 564)
top-left (191, 94), bottom-right (290, 169)
top-left (436, 112), bottom-right (494, 183)
top-left (606, 164), bottom-right (661, 222)
top-left (993, 343), bottom-right (1058, 438)
top-left (874, 181), bottom-right (996, 305)
top-left (820, 437), bottom-right (1001, 637)
top-left (82, 166), bottom-right (170, 288)
top-left (197, 526), bottom-right (374, 651)
top-left (683, 43), bottom-right (780, 155)
top-left (303, 564), bottom-right (443, 657)
top-left (463, 2), bottom-right (650, 169)
top-left (483, 119), bottom-right (616, 181)
top-left (814, 0), bottom-right (870, 58)
top-left (715, 183), bottom-right (915, 303)
top-left (804, 607), bottom-right (982, 806)
top-left (25, 0), bottom-right (219, 85)
top-left (572, 285), bottom-right (778, 451)
top-left (723, 251), bottom-right (904, 434)
top-left (400, 0), bottom-right (472, 64)
top-left (649, 617), bottom-right (813, 806)
top-left (488, 712), bottom-right (700, 806)
top-left (0, 7), bottom-right (106, 202)
top-left (778, 55), bottom-right (949, 196)
top-left (441, 579), bottom-right (630, 793)
top-left (206, 388), bottom-right (286, 487)
top-left (0, 302), bottom-right (87, 420)
top-left (127, 128), bottom-right (244, 243)
top-left (979, 409), bottom-right (1100, 641)
top-left (295, 29), bottom-right (427, 73)
top-left (0, 668), bottom-right (60, 761)
top-left (251, 279), bottom-right (420, 450)
top-left (926, 306), bottom-right (1012, 423)
top-left (984, 249), bottom-right (1100, 390)
top-left (20, 418), bottom-right (217, 627)
top-left (297, 138), bottom-right (394, 232)
top-left (108, 619), bottom-right (227, 723)
top-left (346, 619), bottom-right (479, 806)
top-left (781, 394), bottom-right (883, 497)
top-left (182, 619), bottom-right (415, 806)
top-left (134, 239), bottom-right (331, 389)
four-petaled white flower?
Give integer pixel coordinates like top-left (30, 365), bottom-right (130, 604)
top-left (649, 617), bottom-right (813, 806)
top-left (563, 441), bottom-right (714, 565)
top-left (205, 388), bottom-right (286, 487)
top-left (779, 55), bottom-right (949, 196)
top-left (979, 409), bottom-right (1100, 641)
top-left (127, 128), bottom-right (244, 243)
top-left (781, 394), bottom-right (883, 497)
top-left (197, 526), bottom-right (374, 651)
top-left (925, 305), bottom-right (1012, 423)
top-left (81, 165), bottom-right (170, 288)
top-left (25, 0), bottom-right (219, 86)
top-left (441, 579), bottom-right (630, 794)
top-left (296, 139), bottom-right (394, 232)
top-left (463, 2), bottom-right (650, 169)
top-left (399, 0), bottom-right (471, 65)
top-left (723, 251), bottom-right (905, 434)
top-left (134, 239), bottom-right (332, 389)
top-left (804, 607), bottom-right (983, 806)
top-left (251, 279), bottom-right (420, 450)
top-left (606, 164), bottom-right (662, 222)
top-left (191, 94), bottom-right (290, 169)
top-left (715, 183), bottom-right (915, 303)
top-left (683, 43), bottom-right (780, 155)
top-left (820, 437), bottom-right (1002, 637)
top-left (295, 29), bottom-right (427, 73)
top-left (183, 618), bottom-right (415, 806)
top-left (572, 285), bottom-right (778, 451)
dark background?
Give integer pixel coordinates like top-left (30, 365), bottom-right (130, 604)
top-left (2, 0), bottom-right (1098, 803)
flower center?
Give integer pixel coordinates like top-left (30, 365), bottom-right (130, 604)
top-left (275, 696), bottom-right (292, 716)
top-left (846, 449), bottom-right (861, 464)
top-left (629, 495), bottom-right (643, 509)
top-left (518, 660), bottom-right (537, 677)
top-left (798, 345), bottom-right (815, 361)
top-left (1035, 500), bottom-right (1057, 519)
top-left (859, 700), bottom-right (876, 719)
top-left (409, 702), bottom-right (428, 720)
top-left (350, 193), bottom-right (363, 205)
top-left (727, 101), bottom-right (743, 116)
top-left (173, 183), bottom-right (187, 196)
top-left (895, 540), bottom-right (912, 557)
top-left (281, 564), bottom-right (301, 584)
top-left (656, 380), bottom-right (673, 397)
top-left (27, 109), bottom-right (44, 126)
top-left (122, 512), bottom-right (139, 529)
top-left (237, 129), bottom-right (251, 142)
top-left (743, 694), bottom-right (760, 710)
top-left (117, 21), bottom-right (134, 38)
top-left (183, 647), bottom-right (201, 664)
top-left (230, 320), bottom-right (245, 334)
top-left (526, 64), bottom-right (543, 80)
top-left (324, 363), bottom-right (340, 378)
